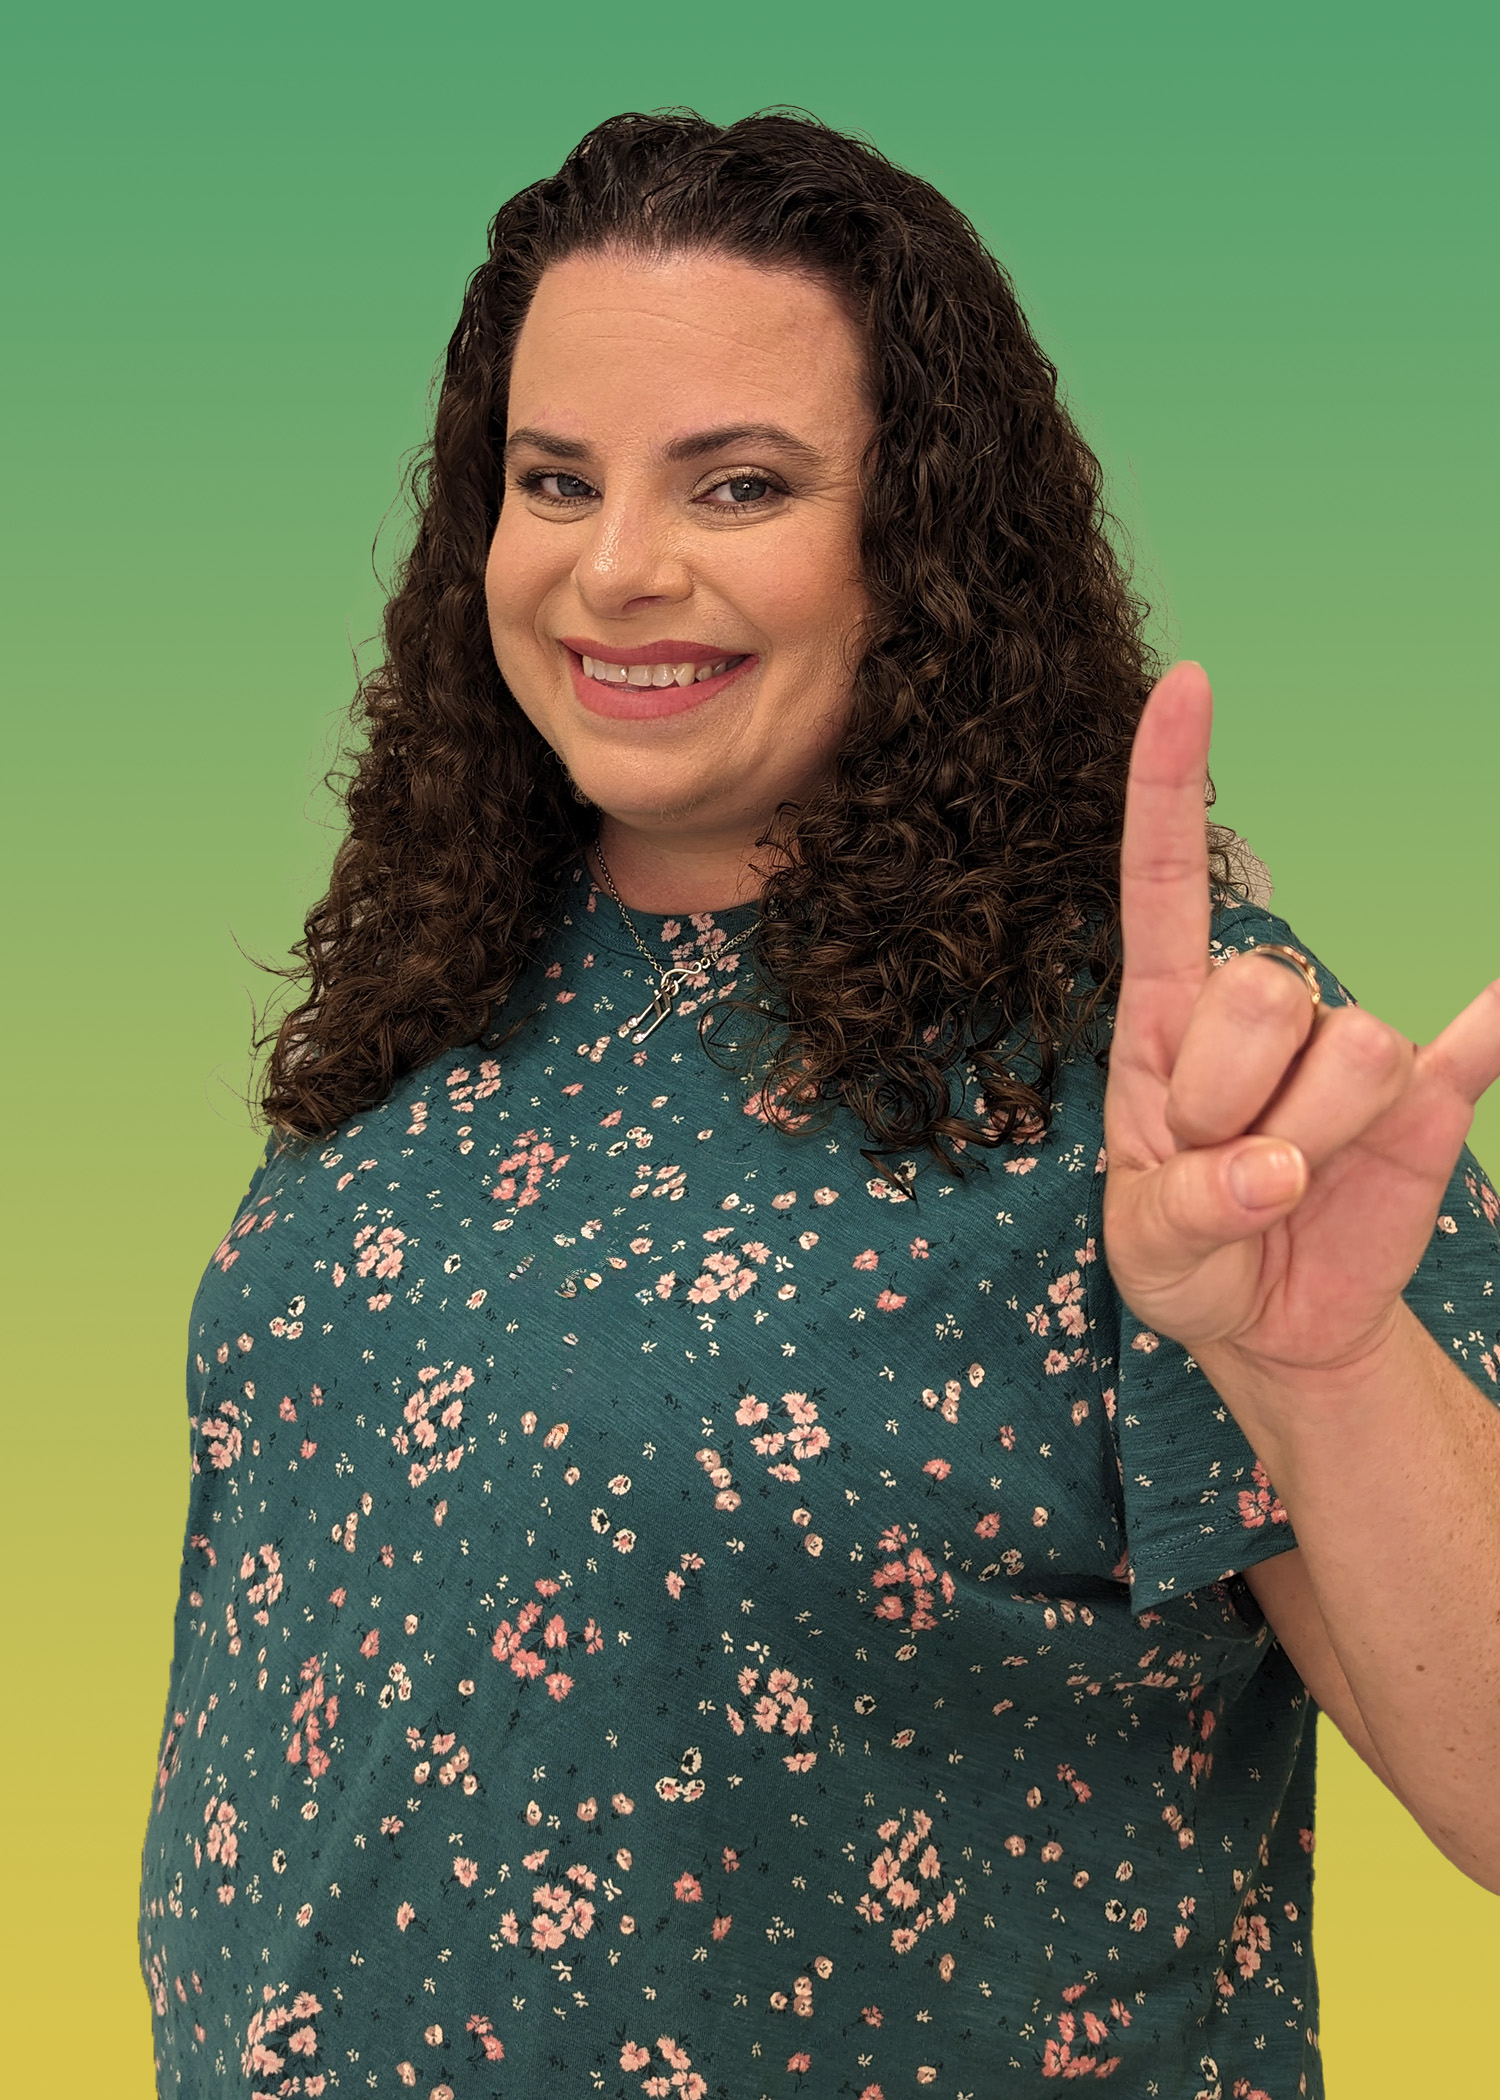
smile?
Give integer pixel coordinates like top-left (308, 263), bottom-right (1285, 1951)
top-left (560, 641), bottom-right (758, 721)
top-left (581, 653), bottom-right (747, 688)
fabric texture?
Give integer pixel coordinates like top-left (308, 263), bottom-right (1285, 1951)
top-left (140, 875), bottom-right (1500, 2099)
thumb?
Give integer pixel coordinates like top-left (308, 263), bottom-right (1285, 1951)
top-left (1132, 1137), bottom-right (1308, 1273)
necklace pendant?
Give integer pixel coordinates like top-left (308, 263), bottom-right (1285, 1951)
top-left (624, 968), bottom-right (689, 1045)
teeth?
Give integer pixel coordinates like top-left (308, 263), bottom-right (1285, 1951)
top-left (578, 652), bottom-right (740, 687)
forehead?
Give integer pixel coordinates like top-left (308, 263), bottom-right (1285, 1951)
top-left (507, 249), bottom-right (869, 442)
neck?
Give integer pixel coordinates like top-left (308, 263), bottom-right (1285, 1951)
top-left (593, 814), bottom-right (772, 914)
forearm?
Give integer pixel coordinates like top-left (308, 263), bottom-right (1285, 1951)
top-left (1199, 1304), bottom-right (1500, 1891)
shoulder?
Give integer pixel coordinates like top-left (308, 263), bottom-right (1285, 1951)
top-left (1206, 892), bottom-right (1357, 1010)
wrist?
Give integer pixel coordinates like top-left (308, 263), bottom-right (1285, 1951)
top-left (1192, 1300), bottom-right (1432, 1484)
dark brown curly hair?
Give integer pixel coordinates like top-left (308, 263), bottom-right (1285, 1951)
top-left (261, 108), bottom-right (1169, 1159)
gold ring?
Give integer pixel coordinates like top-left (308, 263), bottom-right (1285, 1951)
top-left (1252, 943), bottom-right (1322, 1010)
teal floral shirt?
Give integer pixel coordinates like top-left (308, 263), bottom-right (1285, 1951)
top-left (141, 876), bottom-right (1500, 2100)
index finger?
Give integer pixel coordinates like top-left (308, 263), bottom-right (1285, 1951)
top-left (1115, 660), bottom-right (1216, 1078)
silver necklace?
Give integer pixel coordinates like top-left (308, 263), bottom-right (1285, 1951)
top-left (591, 843), bottom-right (760, 1045)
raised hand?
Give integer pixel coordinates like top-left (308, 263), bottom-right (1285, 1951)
top-left (1102, 661), bottom-right (1500, 1382)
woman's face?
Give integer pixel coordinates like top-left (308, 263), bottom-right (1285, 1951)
top-left (486, 248), bottom-right (874, 856)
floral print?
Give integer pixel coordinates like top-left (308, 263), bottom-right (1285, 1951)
top-left (141, 877), bottom-right (1500, 2097)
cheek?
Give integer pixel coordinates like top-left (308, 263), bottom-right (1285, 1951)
top-left (741, 525), bottom-right (867, 666)
top-left (484, 511), bottom-right (555, 650)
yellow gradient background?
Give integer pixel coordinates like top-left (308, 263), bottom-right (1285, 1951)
top-left (2, 2), bottom-right (1496, 2091)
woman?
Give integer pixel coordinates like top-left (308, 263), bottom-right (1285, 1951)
top-left (140, 112), bottom-right (1500, 2098)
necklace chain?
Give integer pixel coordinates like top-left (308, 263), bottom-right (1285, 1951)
top-left (591, 841), bottom-right (759, 1045)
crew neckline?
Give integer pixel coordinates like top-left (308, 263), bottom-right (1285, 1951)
top-left (559, 866), bottom-right (763, 959)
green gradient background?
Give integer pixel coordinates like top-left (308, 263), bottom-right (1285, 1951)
top-left (4, 2), bottom-right (1497, 2089)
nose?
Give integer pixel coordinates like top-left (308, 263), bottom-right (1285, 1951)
top-left (572, 485), bottom-right (692, 620)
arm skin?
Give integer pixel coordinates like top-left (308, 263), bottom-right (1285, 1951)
top-left (1232, 1308), bottom-right (1500, 1892)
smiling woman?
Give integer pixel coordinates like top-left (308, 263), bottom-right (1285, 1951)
top-left (142, 111), bottom-right (1500, 2100)
top-left (489, 250), bottom-right (873, 863)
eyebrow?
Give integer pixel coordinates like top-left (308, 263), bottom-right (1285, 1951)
top-left (504, 422), bottom-right (823, 465)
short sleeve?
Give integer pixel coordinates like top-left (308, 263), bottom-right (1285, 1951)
top-left (1099, 898), bottom-right (1500, 1607)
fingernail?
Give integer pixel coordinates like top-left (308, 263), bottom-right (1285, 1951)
top-left (1228, 1143), bottom-right (1303, 1209)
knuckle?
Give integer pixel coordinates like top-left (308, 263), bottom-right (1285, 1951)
top-left (1332, 1007), bottom-right (1408, 1078)
top-left (1224, 953), bottom-right (1309, 1027)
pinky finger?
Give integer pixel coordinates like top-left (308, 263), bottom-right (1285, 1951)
top-left (1421, 977), bottom-right (1500, 1108)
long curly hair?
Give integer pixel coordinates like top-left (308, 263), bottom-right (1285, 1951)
top-left (260, 108), bottom-right (1171, 1159)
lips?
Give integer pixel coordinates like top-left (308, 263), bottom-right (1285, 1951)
top-left (560, 640), bottom-right (757, 720)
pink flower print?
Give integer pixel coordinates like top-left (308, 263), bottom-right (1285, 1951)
top-left (1467, 1169), bottom-right (1499, 1226)
top-left (853, 1248), bottom-right (879, 1271)
top-left (787, 2053), bottom-right (812, 2073)
top-left (453, 1856), bottom-right (478, 1887)
top-left (735, 1394), bottom-right (769, 1426)
top-left (466, 2012), bottom-right (505, 2062)
top-left (240, 1542), bottom-right (283, 1626)
top-left (284, 1653), bottom-right (338, 1778)
top-left (352, 1222), bottom-right (405, 1282)
top-left (1130, 1328), bottom-right (1160, 1353)
top-left (621, 2043), bottom-right (651, 2072)
top-left (861, 1809), bottom-right (951, 1953)
top-left (490, 1594), bottom-right (602, 1697)
top-left (711, 1913), bottom-right (733, 1939)
top-left (398, 1363), bottom-right (471, 1508)
top-left (910, 1236), bottom-right (929, 1258)
top-left (921, 1379), bottom-right (963, 1424)
top-left (729, 1667), bottom-right (817, 1766)
top-left (1047, 1270), bottom-right (1088, 1337)
top-left (922, 1458), bottom-right (952, 1480)
top-left (1237, 1458), bottom-right (1289, 1530)
top-left (674, 1873), bottom-right (703, 1902)
top-left (491, 1130), bottom-right (571, 1213)
top-left (876, 1289), bottom-right (908, 1310)
top-left (1057, 1761), bottom-right (1093, 1805)
top-left (974, 1511), bottom-right (1001, 1538)
top-left (869, 1529), bottom-right (954, 1636)
top-left (199, 1400), bottom-right (243, 1473)
top-left (395, 1901), bottom-right (415, 1931)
